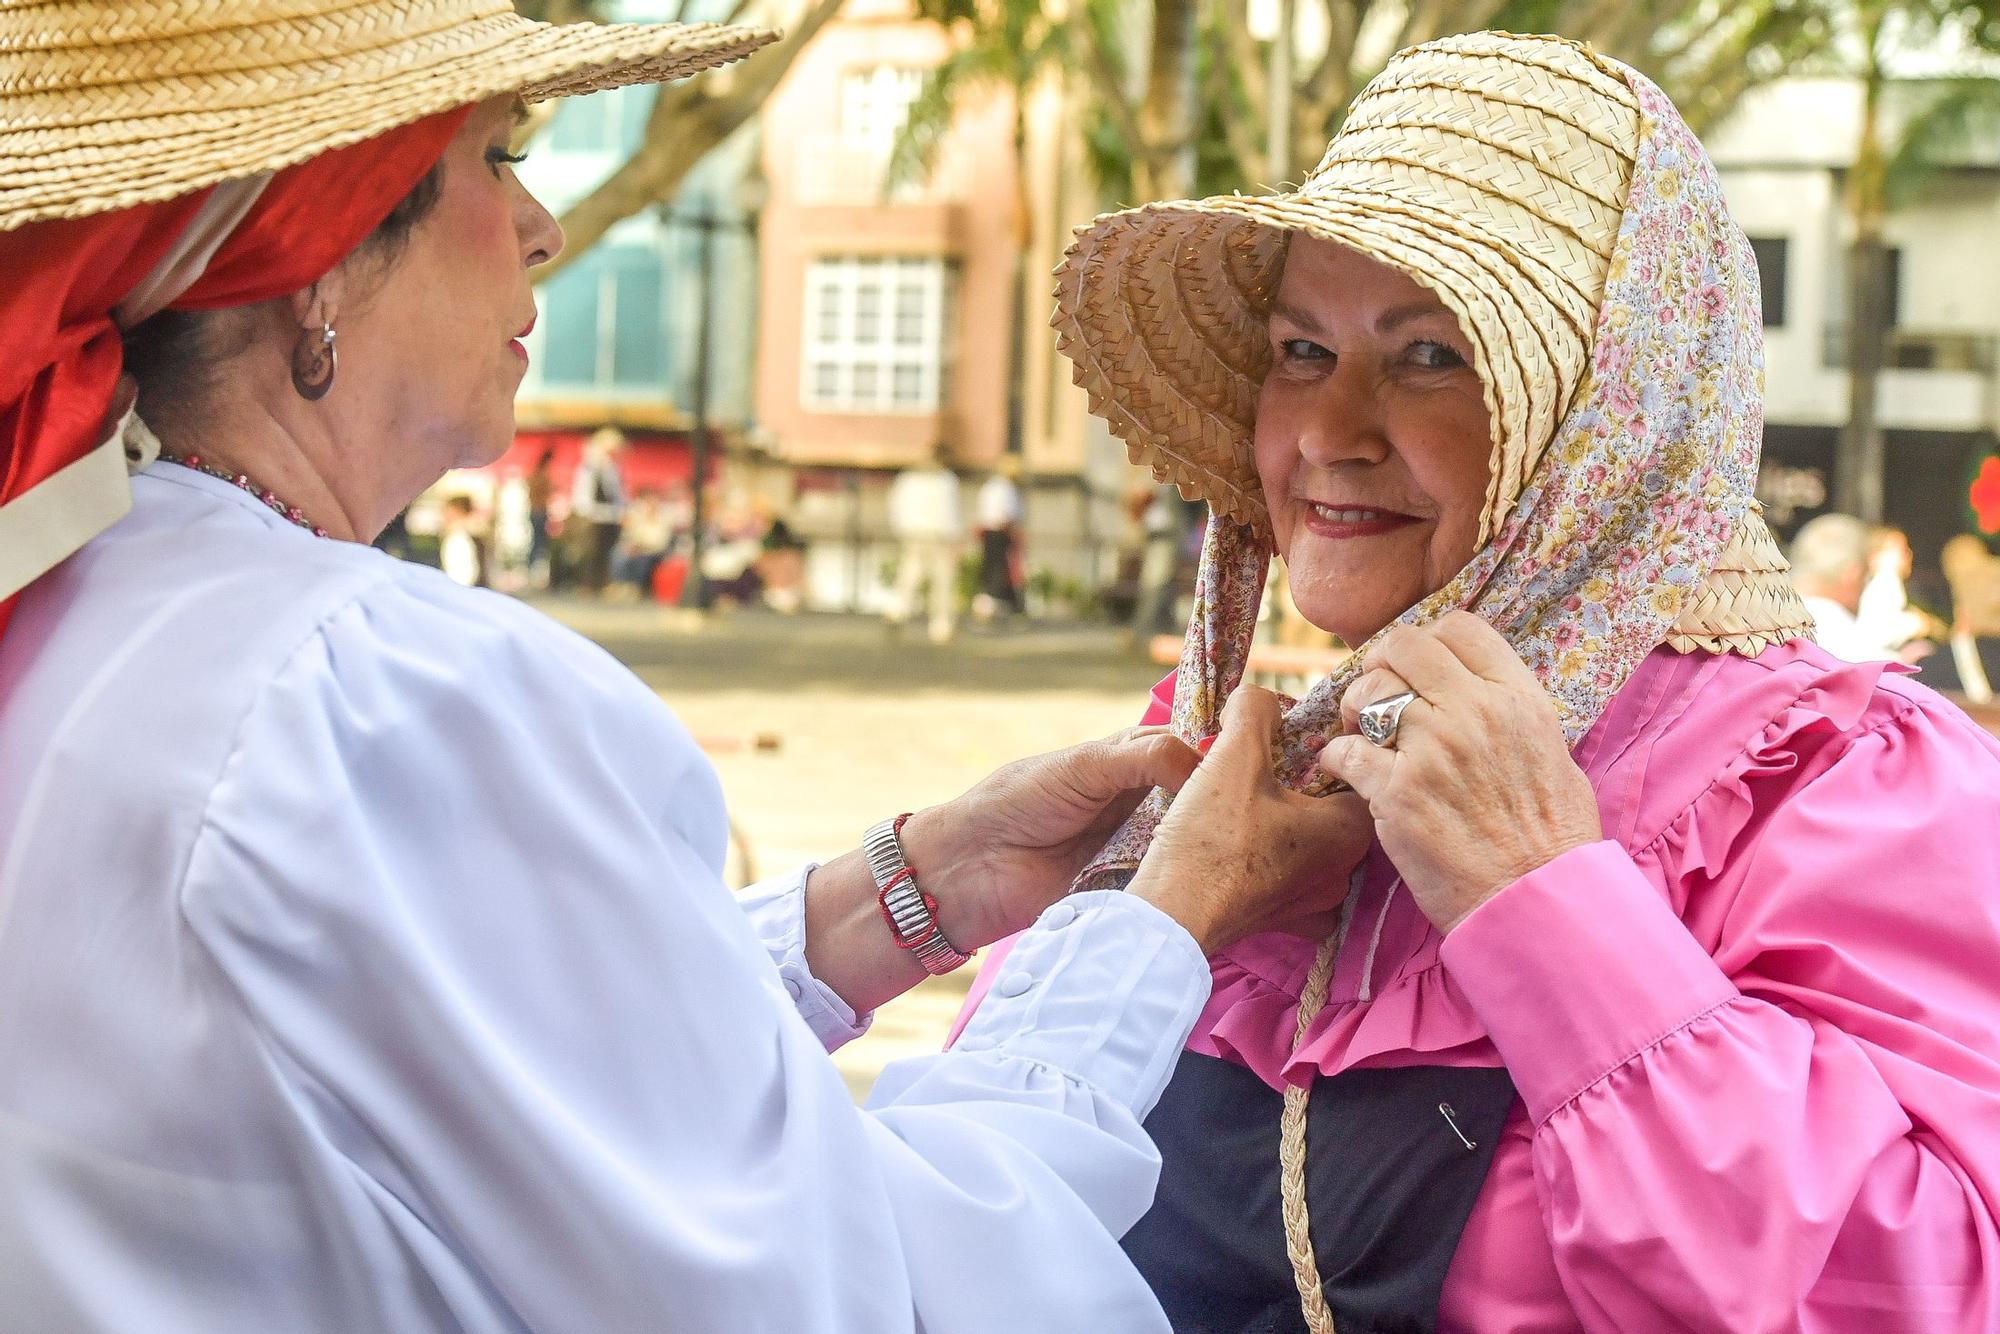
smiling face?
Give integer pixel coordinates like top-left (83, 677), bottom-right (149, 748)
top-left (1253, 236), bottom-right (1494, 645)
top-left (329, 97), bottom-right (561, 482)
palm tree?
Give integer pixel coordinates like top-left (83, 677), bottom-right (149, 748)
top-left (1835, 0), bottom-right (2000, 520)
top-left (885, 0), bottom-right (1850, 467)
top-left (1205, 0), bottom-right (1838, 187)
top-left (517, 0), bottom-right (848, 278)
top-left (891, 0), bottom-right (1092, 458)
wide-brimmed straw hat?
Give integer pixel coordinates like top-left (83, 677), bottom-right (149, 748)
top-left (0, 0), bottom-right (776, 232)
top-left (1053, 30), bottom-right (1807, 654)
top-left (1055, 31), bottom-right (1634, 542)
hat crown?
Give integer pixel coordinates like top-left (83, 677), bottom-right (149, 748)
top-left (0, 0), bottom-right (511, 41)
top-left (1304, 32), bottom-right (1641, 302)
top-left (0, 0), bottom-right (769, 232)
top-left (0, 1), bottom-right (520, 91)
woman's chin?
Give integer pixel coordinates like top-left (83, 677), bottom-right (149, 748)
top-left (456, 418), bottom-right (518, 471)
top-left (1285, 552), bottom-right (1427, 643)
top-left (1292, 591), bottom-right (1411, 649)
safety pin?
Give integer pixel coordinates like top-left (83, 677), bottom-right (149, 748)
top-left (1437, 1102), bottom-right (1476, 1151)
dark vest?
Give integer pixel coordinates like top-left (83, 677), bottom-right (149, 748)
top-left (1122, 1050), bottom-right (1516, 1334)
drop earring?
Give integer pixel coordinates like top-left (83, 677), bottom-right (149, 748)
top-left (291, 321), bottom-right (337, 400)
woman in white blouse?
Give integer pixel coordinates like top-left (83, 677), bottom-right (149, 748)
top-left (0, 6), bottom-right (1365, 1331)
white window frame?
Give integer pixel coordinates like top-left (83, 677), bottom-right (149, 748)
top-left (839, 66), bottom-right (924, 155)
top-left (803, 255), bottom-right (956, 414)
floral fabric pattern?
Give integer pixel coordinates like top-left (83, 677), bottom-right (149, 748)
top-left (1077, 69), bottom-right (1768, 890)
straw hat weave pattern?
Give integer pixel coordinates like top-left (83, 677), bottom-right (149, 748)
top-left (1052, 30), bottom-right (1807, 655)
top-left (1, 0), bottom-right (776, 231)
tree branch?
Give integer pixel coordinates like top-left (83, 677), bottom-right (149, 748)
top-left (1213, 0), bottom-right (1269, 138)
top-left (1077, 9), bottom-right (1148, 160)
top-left (1670, 1), bottom-right (1833, 136)
top-left (1203, 14), bottom-right (1266, 183)
top-left (516, 0), bottom-right (605, 22)
top-left (1303, 0), bottom-right (1361, 109)
top-left (886, 50), bottom-right (981, 193)
top-left (541, 0), bottom-right (843, 277)
top-left (1139, 0), bottom-right (1203, 196)
top-left (1556, 0), bottom-right (1638, 48)
top-left (1391, 0), bottom-right (1442, 56)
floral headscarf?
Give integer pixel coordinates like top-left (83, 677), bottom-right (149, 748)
top-left (1076, 67), bottom-right (1808, 891)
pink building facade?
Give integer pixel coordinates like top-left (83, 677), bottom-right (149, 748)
top-left (755, 0), bottom-right (1022, 471)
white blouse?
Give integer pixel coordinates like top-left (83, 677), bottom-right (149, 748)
top-left (0, 465), bottom-right (1211, 1332)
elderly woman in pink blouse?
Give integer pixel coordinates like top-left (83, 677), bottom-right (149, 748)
top-left (958, 32), bottom-right (2000, 1332)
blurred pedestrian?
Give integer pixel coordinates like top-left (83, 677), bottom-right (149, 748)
top-left (1128, 485), bottom-right (1190, 648)
top-left (973, 456), bottom-right (1025, 623)
top-left (492, 471), bottom-right (534, 590)
top-left (758, 514), bottom-right (809, 613)
top-left (1933, 534), bottom-right (2000, 703)
top-left (1857, 525), bottom-right (1939, 661)
top-left (525, 444), bottom-right (557, 588)
top-left (886, 443), bottom-right (964, 643)
top-left (570, 426), bottom-right (628, 595)
top-left (701, 493), bottom-right (769, 608)
top-left (608, 489), bottom-right (672, 601)
top-left (438, 493), bottom-right (486, 588)
top-left (1789, 514), bottom-right (1892, 662)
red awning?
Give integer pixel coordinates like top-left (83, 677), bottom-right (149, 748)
top-left (475, 429), bottom-right (710, 497)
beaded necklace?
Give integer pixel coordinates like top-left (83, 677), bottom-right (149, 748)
top-left (157, 451), bottom-right (330, 539)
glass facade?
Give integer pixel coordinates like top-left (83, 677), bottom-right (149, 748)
top-left (519, 79), bottom-right (759, 422)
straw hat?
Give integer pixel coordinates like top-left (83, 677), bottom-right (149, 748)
top-left (0, 0), bottom-right (777, 232)
top-left (1055, 32), bottom-right (1634, 539)
top-left (1051, 30), bottom-right (1806, 654)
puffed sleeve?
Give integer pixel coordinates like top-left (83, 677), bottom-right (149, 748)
top-left (177, 573), bottom-right (1209, 1333)
top-left (1441, 677), bottom-right (2000, 1331)
top-left (735, 865), bottom-right (874, 1051)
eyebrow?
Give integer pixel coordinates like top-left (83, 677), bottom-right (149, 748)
top-left (1267, 296), bottom-right (1453, 336)
top-left (1375, 299), bottom-right (1453, 333)
top-left (510, 99), bottom-right (531, 127)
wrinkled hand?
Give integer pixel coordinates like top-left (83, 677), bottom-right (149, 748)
top-left (902, 726), bottom-right (1201, 949)
top-left (1318, 611), bottom-right (1602, 933)
top-left (1127, 686), bottom-right (1374, 954)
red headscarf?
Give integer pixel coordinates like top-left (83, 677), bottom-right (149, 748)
top-left (0, 104), bottom-right (475, 647)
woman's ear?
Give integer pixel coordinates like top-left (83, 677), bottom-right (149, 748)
top-left (287, 278), bottom-right (341, 333)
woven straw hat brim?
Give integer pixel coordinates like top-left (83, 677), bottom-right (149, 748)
top-left (1052, 30), bottom-right (1812, 659)
top-left (1052, 33), bottom-right (1640, 544)
top-left (1, 7), bottom-right (775, 231)
top-left (1661, 503), bottom-right (1816, 654)
top-left (1051, 186), bottom-right (1597, 542)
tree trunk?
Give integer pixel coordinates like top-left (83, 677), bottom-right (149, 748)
top-left (1266, 0), bottom-right (1295, 184)
top-left (1007, 91), bottom-right (1030, 457)
top-left (1137, 0), bottom-right (1200, 199)
top-left (1838, 23), bottom-right (1891, 523)
top-left (539, 0), bottom-right (844, 280)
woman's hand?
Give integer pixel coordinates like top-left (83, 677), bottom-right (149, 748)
top-left (901, 725), bottom-right (1203, 948)
top-left (1126, 686), bottom-right (1374, 954)
top-left (1317, 611), bottom-right (1602, 933)
top-left (807, 726), bottom-right (1201, 1014)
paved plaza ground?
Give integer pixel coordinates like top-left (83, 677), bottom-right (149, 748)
top-left (534, 597), bottom-right (1169, 1098)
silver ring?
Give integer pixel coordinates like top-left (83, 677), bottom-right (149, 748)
top-left (1356, 690), bottom-right (1419, 748)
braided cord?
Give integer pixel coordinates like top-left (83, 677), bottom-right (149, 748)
top-left (1278, 880), bottom-right (1360, 1334)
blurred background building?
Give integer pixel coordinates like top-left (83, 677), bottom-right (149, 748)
top-left (455, 0), bottom-right (2000, 628)
top-left (1713, 74), bottom-right (2000, 611)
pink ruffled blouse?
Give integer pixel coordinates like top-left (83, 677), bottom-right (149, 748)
top-left (953, 640), bottom-right (2000, 1330)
